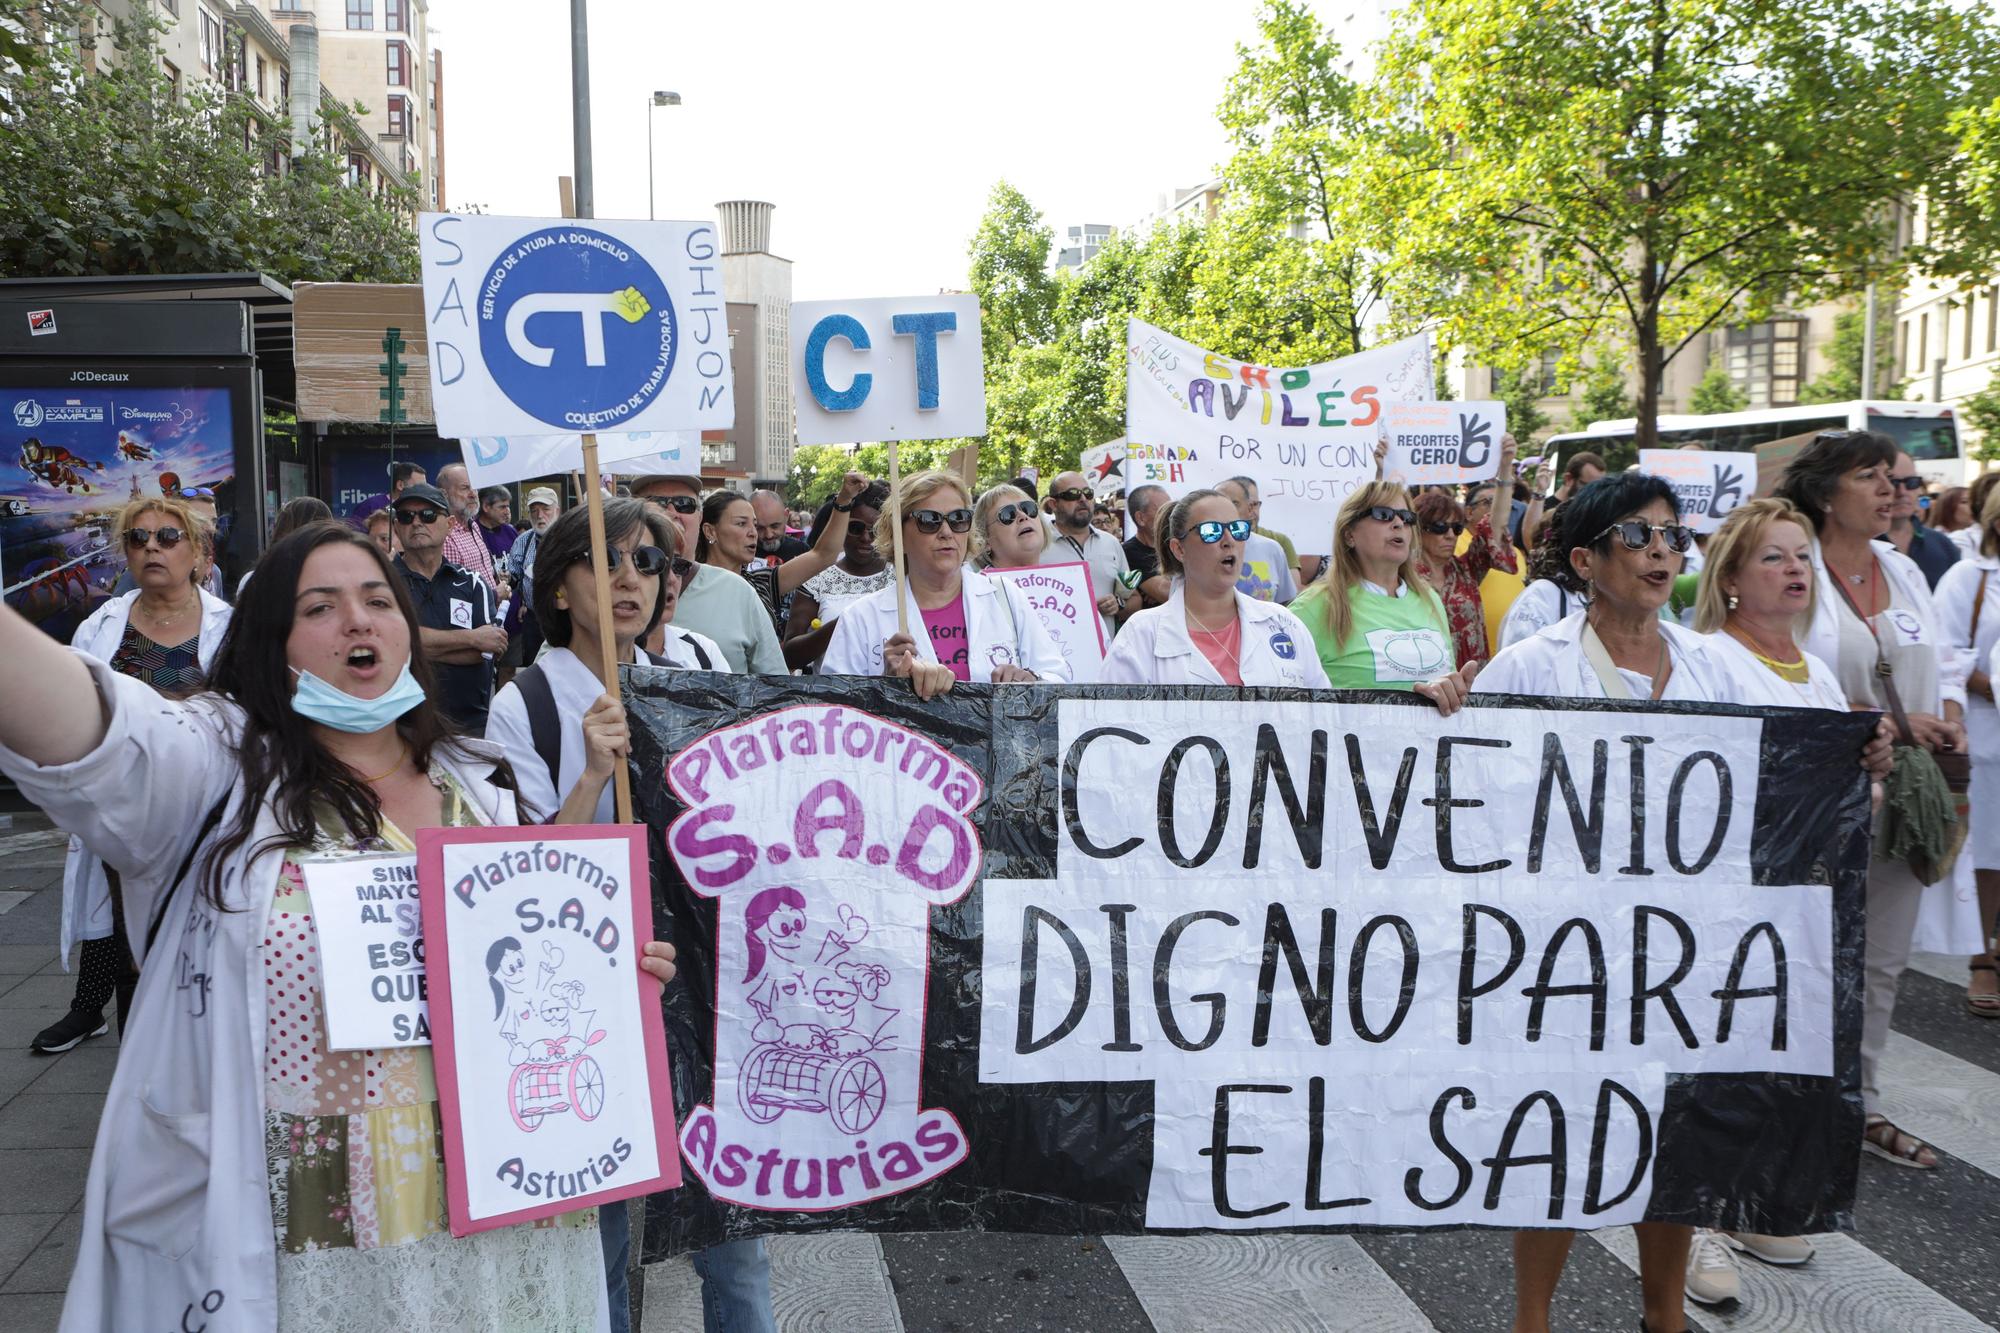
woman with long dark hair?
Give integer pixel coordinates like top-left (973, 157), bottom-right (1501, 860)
top-left (0, 519), bottom-right (674, 1331)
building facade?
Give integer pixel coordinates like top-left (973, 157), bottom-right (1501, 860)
top-left (716, 200), bottom-right (795, 484)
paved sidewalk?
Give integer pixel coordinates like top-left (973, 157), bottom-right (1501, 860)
top-left (0, 815), bottom-right (110, 1331)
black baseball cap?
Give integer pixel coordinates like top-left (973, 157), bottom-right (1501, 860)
top-left (393, 482), bottom-right (449, 510)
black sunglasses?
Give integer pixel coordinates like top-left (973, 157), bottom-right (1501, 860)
top-left (1365, 506), bottom-right (1418, 526)
top-left (644, 493), bottom-right (702, 514)
top-left (394, 506), bottom-right (444, 526)
top-left (1192, 518), bottom-right (1253, 543)
top-left (1890, 476), bottom-right (1925, 492)
top-left (604, 544), bottom-right (667, 576)
top-left (909, 508), bottom-right (974, 534)
top-left (992, 502), bottom-right (1032, 526)
top-left (847, 519), bottom-right (872, 538)
top-left (1047, 488), bottom-right (1091, 503)
top-left (1594, 520), bottom-right (1694, 553)
top-left (123, 526), bottom-right (187, 549)
top-left (1423, 521), bottom-right (1465, 536)
top-left (667, 555), bottom-right (696, 585)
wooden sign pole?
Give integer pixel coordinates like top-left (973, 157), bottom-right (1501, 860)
top-left (887, 441), bottom-right (908, 637)
top-left (580, 435), bottom-right (633, 824)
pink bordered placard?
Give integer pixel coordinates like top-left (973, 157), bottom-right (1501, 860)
top-left (419, 823), bottom-right (680, 1237)
top-left (986, 560), bottom-right (1110, 671)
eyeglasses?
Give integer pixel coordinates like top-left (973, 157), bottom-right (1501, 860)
top-left (667, 555), bottom-right (696, 585)
top-left (909, 508), bottom-right (974, 534)
top-left (177, 486), bottom-right (215, 500)
top-left (1048, 488), bottom-right (1091, 503)
top-left (604, 544), bottom-right (667, 576)
top-left (643, 493), bottom-right (701, 514)
top-left (1423, 521), bottom-right (1466, 536)
top-left (123, 526), bottom-right (187, 549)
top-left (991, 502), bottom-right (1031, 526)
top-left (1365, 506), bottom-right (1418, 526)
top-left (1593, 520), bottom-right (1694, 553)
top-left (1890, 476), bottom-right (1925, 492)
top-left (394, 506), bottom-right (444, 525)
top-left (1192, 519), bottom-right (1253, 543)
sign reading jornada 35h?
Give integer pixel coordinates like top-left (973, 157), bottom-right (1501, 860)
top-left (418, 213), bottom-right (736, 438)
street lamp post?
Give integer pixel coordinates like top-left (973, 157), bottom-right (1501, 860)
top-left (647, 90), bottom-right (682, 220)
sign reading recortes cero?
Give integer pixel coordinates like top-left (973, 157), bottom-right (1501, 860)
top-left (418, 213), bottom-right (735, 439)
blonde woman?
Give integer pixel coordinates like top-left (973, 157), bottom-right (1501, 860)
top-left (969, 482), bottom-right (1049, 570)
top-left (1291, 481), bottom-right (1479, 713)
top-left (36, 495), bottom-right (234, 1055)
top-left (1695, 498), bottom-right (1848, 710)
top-left (822, 470), bottom-right (1070, 697)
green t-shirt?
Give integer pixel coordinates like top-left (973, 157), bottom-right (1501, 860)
top-left (1295, 580), bottom-right (1457, 690)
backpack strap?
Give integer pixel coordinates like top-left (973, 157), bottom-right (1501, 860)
top-left (513, 663), bottom-right (563, 795)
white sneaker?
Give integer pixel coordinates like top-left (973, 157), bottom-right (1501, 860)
top-left (1685, 1228), bottom-right (1742, 1308)
top-left (1724, 1231), bottom-right (1815, 1266)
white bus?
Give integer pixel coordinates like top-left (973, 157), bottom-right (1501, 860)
top-left (1544, 400), bottom-right (1965, 485)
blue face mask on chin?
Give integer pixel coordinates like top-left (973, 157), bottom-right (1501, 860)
top-left (288, 662), bottom-right (427, 734)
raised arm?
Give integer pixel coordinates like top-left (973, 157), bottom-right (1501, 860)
top-left (776, 472), bottom-right (869, 596)
top-left (0, 603), bottom-right (107, 765)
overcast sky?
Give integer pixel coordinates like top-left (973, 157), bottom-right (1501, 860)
top-left (430, 0), bottom-right (1343, 300)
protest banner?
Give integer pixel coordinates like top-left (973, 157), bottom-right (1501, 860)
top-left (419, 824), bottom-right (680, 1236)
top-left (416, 214), bottom-right (734, 440)
top-left (623, 673), bottom-right (1867, 1258)
top-left (1381, 401), bottom-right (1508, 487)
top-left (1640, 450), bottom-right (1758, 534)
top-left (460, 430), bottom-right (697, 488)
top-left (1082, 438), bottom-right (1126, 496)
top-left (1125, 319), bottom-right (1434, 555)
top-left (986, 562), bottom-right (1108, 683)
top-left (300, 854), bottom-right (429, 1049)
top-left (791, 295), bottom-right (986, 447)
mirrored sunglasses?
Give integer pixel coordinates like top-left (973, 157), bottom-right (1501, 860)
top-left (123, 526), bottom-right (187, 548)
top-left (992, 502), bottom-right (1031, 526)
top-left (1595, 520), bottom-right (1694, 553)
top-left (1048, 488), bottom-right (1091, 503)
top-left (604, 544), bottom-right (667, 576)
top-left (1193, 518), bottom-right (1253, 544)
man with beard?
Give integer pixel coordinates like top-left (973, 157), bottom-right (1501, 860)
top-left (1038, 469), bottom-right (1133, 641)
top-left (436, 461), bottom-right (505, 599)
top-left (750, 488), bottom-right (809, 563)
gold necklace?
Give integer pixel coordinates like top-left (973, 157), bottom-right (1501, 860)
top-left (139, 592), bottom-right (197, 629)
top-left (354, 744), bottom-right (408, 785)
top-left (1726, 622), bottom-right (1803, 668)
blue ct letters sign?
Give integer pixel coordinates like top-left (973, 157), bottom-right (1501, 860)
top-left (791, 295), bottom-right (986, 446)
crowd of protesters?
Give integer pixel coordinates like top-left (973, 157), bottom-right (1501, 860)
top-left (1, 432), bottom-right (1991, 1333)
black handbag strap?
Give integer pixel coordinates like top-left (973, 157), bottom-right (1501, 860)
top-left (141, 794), bottom-right (231, 959)
top-left (513, 662), bottom-right (564, 794)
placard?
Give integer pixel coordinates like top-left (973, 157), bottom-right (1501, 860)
top-left (418, 213), bottom-right (735, 438)
top-left (1125, 319), bottom-right (1434, 556)
top-left (624, 673), bottom-right (1869, 1258)
top-left (1380, 401), bottom-right (1508, 486)
top-left (1639, 450), bottom-right (1757, 534)
top-left (792, 295), bottom-right (986, 445)
top-left (419, 824), bottom-right (680, 1236)
top-left (460, 430), bottom-right (696, 488)
top-left (987, 561), bottom-right (1108, 683)
top-left (301, 853), bottom-right (429, 1049)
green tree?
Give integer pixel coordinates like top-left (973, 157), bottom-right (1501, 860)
top-left (1960, 381), bottom-right (2000, 467)
top-left (1798, 309), bottom-right (1895, 404)
top-left (1688, 365), bottom-right (1749, 415)
top-left (1491, 365), bottom-right (1553, 440)
top-left (1354, 0), bottom-right (2000, 451)
top-left (1569, 359), bottom-right (1634, 432)
top-left (785, 441), bottom-right (959, 510)
top-left (967, 181), bottom-right (1057, 367)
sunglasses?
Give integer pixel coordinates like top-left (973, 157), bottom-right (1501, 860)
top-left (1048, 488), bottom-right (1091, 503)
top-left (1365, 506), bottom-right (1418, 526)
top-left (604, 544), bottom-right (667, 576)
top-left (991, 502), bottom-right (1032, 526)
top-left (1192, 518), bottom-right (1253, 544)
top-left (644, 493), bottom-right (702, 514)
top-left (1594, 520), bottom-right (1694, 553)
top-left (667, 555), bottom-right (696, 585)
top-left (123, 526), bottom-right (187, 549)
top-left (177, 486), bottom-right (215, 500)
top-left (394, 506), bottom-right (444, 525)
top-left (909, 508), bottom-right (974, 534)
top-left (1423, 521), bottom-right (1466, 536)
top-left (847, 519), bottom-right (872, 538)
top-left (1890, 476), bottom-right (1925, 492)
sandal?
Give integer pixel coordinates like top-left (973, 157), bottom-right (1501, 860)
top-left (1969, 961), bottom-right (2000, 1019)
top-left (1863, 1114), bottom-right (1938, 1169)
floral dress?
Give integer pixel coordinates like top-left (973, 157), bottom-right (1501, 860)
top-left (1418, 515), bottom-right (1518, 669)
top-left (263, 768), bottom-right (602, 1332)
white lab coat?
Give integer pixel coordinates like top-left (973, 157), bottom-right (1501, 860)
top-left (0, 657), bottom-right (528, 1332)
top-left (60, 588), bottom-right (234, 963)
top-left (1101, 583), bottom-right (1330, 688)
top-left (821, 570), bottom-right (1073, 683)
top-left (1475, 611), bottom-right (1736, 701)
top-left (1800, 537), bottom-right (1967, 711)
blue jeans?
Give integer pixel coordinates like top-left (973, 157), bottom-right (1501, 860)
top-left (600, 1199), bottom-right (632, 1333)
top-left (689, 1237), bottom-right (776, 1333)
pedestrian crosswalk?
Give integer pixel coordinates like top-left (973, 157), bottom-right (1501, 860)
top-left (644, 957), bottom-right (2000, 1332)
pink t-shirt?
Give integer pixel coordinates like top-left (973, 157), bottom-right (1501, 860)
top-left (1188, 615), bottom-right (1244, 685)
top-left (921, 595), bottom-right (972, 681)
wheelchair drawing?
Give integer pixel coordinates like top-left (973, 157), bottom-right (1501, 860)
top-left (507, 1030), bottom-right (607, 1132)
top-left (736, 1038), bottom-right (888, 1135)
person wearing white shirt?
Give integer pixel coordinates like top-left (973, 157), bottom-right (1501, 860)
top-left (1101, 489), bottom-right (1329, 688)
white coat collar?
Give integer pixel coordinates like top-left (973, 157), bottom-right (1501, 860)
top-left (1149, 584), bottom-right (1278, 658)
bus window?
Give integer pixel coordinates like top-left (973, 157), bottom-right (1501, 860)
top-left (1868, 416), bottom-right (1959, 461)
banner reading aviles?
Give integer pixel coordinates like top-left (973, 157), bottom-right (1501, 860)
top-left (626, 674), bottom-right (1868, 1258)
top-left (1125, 319), bottom-right (1434, 555)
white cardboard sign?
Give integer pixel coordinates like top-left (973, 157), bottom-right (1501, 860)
top-left (460, 430), bottom-right (697, 488)
top-left (300, 853), bottom-right (430, 1049)
top-left (987, 561), bottom-right (1108, 684)
top-left (418, 213), bottom-right (735, 438)
top-left (1380, 401), bottom-right (1508, 486)
top-left (792, 295), bottom-right (986, 445)
top-left (1639, 450), bottom-right (1757, 534)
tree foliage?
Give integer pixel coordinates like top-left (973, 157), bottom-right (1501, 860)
top-left (785, 441), bottom-right (960, 509)
top-left (1960, 383), bottom-right (2000, 467)
top-left (0, 6), bottom-right (420, 282)
top-left (1688, 365), bottom-right (1749, 415)
top-left (1797, 309), bottom-right (1894, 404)
top-left (1569, 360), bottom-right (1635, 435)
top-left (1491, 365), bottom-right (1552, 440)
top-left (1351, 0), bottom-right (2000, 449)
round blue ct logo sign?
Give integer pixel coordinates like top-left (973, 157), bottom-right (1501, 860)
top-left (1269, 631), bottom-right (1297, 660)
top-left (477, 227), bottom-right (677, 430)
